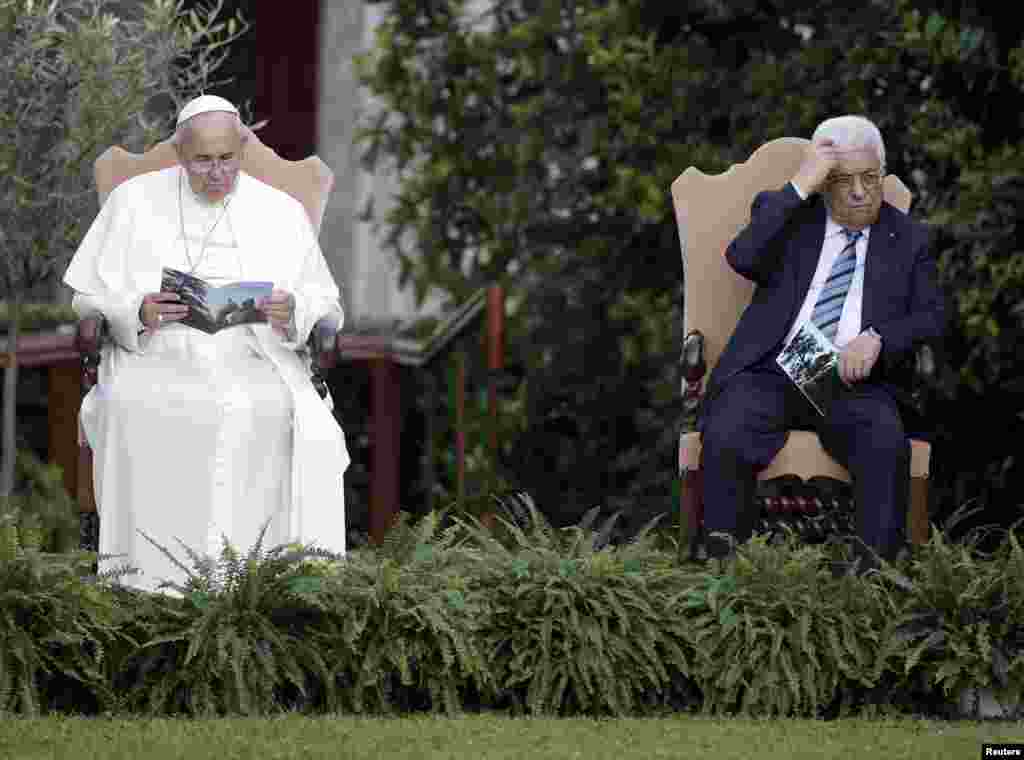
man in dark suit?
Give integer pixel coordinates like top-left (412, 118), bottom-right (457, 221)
top-left (698, 115), bottom-right (947, 567)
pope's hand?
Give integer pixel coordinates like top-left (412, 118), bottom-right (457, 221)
top-left (792, 138), bottom-right (840, 196)
top-left (141, 292), bottom-right (189, 329)
top-left (838, 332), bottom-right (882, 385)
top-left (260, 289), bottom-right (295, 334)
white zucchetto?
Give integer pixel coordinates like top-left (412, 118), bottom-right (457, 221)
top-left (176, 94), bottom-right (239, 126)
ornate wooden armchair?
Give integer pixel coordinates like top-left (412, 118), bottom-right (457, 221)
top-left (672, 137), bottom-right (933, 556)
top-left (73, 129), bottom-right (344, 515)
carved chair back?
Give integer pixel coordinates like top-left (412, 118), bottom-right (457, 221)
top-left (94, 128), bottom-right (333, 235)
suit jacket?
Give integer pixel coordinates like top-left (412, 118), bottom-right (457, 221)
top-left (697, 183), bottom-right (947, 432)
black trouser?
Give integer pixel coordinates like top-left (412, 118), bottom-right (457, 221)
top-left (700, 356), bottom-right (910, 563)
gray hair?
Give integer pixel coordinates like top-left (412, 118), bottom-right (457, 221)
top-left (171, 111), bottom-right (248, 148)
top-left (811, 115), bottom-right (885, 169)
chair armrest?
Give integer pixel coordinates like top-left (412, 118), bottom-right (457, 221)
top-left (75, 315), bottom-right (105, 356)
top-left (906, 342), bottom-right (941, 419)
top-left (680, 330), bottom-right (707, 382)
top-left (680, 330), bottom-right (707, 413)
top-left (308, 312), bottom-right (343, 370)
top-left (914, 343), bottom-right (935, 382)
top-left (75, 315), bottom-right (107, 389)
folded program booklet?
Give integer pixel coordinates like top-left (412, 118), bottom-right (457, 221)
top-left (775, 322), bottom-right (850, 416)
top-left (161, 267), bottom-right (273, 335)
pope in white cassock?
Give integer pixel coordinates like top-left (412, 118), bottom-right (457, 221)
top-left (63, 95), bottom-right (350, 592)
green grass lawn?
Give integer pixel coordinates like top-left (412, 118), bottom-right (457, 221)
top-left (0, 715), bottom-right (1020, 759)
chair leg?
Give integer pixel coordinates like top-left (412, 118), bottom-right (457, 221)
top-left (79, 511), bottom-right (100, 553)
top-left (77, 444), bottom-right (97, 514)
top-left (680, 467), bottom-right (704, 560)
top-left (76, 444), bottom-right (99, 552)
top-left (908, 475), bottom-right (929, 546)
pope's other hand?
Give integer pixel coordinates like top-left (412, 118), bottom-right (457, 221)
top-left (259, 289), bottom-right (295, 334)
top-left (141, 292), bottom-right (188, 329)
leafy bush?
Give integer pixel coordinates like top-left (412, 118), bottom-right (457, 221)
top-left (290, 510), bottom-right (495, 715)
top-left (0, 549), bottom-right (128, 715)
top-left (677, 534), bottom-right (890, 717)
top-left (882, 518), bottom-right (1024, 716)
top-left (4, 496), bottom-right (1024, 718)
top-left (0, 448), bottom-right (80, 555)
top-left (468, 494), bottom-right (696, 716)
top-left (114, 526), bottom-right (338, 716)
top-left (0, 302), bottom-right (79, 332)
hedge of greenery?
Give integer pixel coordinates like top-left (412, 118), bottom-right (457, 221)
top-left (1, 495), bottom-right (1022, 719)
top-left (0, 302), bottom-right (80, 333)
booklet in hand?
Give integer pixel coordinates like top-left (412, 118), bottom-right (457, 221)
top-left (161, 267), bottom-right (273, 335)
top-left (775, 322), bottom-right (850, 416)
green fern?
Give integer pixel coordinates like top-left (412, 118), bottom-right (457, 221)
top-left (677, 533), bottom-right (888, 717)
top-left (290, 512), bottom-right (493, 715)
top-left (1, 449), bottom-right (81, 557)
top-left (463, 493), bottom-right (695, 716)
top-left (118, 522), bottom-right (340, 715)
top-left (880, 517), bottom-right (1024, 711)
top-left (6, 493), bottom-right (1024, 718)
top-left (0, 549), bottom-right (128, 715)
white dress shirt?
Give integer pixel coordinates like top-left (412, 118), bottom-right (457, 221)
top-left (785, 182), bottom-right (869, 349)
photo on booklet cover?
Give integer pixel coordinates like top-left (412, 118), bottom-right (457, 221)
top-left (776, 322), bottom-right (850, 416)
top-left (161, 267), bottom-right (273, 335)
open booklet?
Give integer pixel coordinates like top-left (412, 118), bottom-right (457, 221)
top-left (775, 322), bottom-right (851, 416)
top-left (161, 267), bottom-right (273, 335)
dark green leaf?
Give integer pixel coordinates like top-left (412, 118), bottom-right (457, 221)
top-left (924, 13), bottom-right (946, 42)
top-left (444, 589), bottom-right (467, 612)
top-left (286, 576), bottom-right (323, 595)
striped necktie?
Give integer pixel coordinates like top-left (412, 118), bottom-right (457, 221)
top-left (810, 228), bottom-right (862, 343)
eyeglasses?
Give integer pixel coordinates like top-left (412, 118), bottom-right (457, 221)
top-left (828, 171), bottom-right (884, 191)
top-left (185, 156), bottom-right (240, 174)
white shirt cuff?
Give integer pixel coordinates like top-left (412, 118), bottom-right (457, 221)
top-left (790, 181), bottom-right (807, 200)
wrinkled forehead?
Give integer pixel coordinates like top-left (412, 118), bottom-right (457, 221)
top-left (180, 112), bottom-right (243, 153)
top-left (834, 146), bottom-right (882, 174)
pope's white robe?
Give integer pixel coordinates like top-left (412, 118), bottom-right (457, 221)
top-left (63, 168), bottom-right (349, 592)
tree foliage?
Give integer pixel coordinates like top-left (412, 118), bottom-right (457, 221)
top-left (357, 0), bottom-right (1024, 527)
top-left (0, 0), bottom-right (246, 301)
